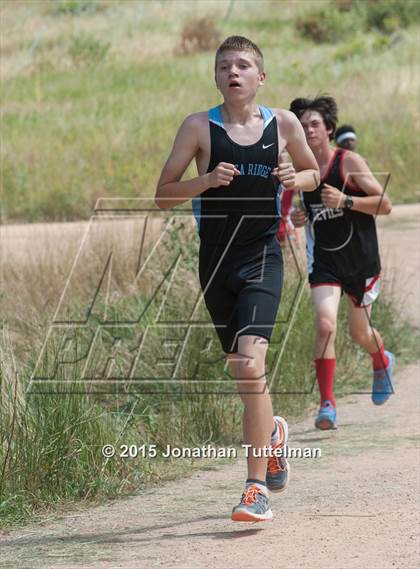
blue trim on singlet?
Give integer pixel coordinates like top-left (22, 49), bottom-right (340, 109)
top-left (259, 105), bottom-right (275, 128)
top-left (192, 196), bottom-right (201, 231)
top-left (208, 105), bottom-right (275, 130)
top-left (276, 184), bottom-right (282, 217)
top-left (208, 105), bottom-right (224, 128)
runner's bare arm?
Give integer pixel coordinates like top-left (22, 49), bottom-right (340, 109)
top-left (155, 115), bottom-right (239, 210)
top-left (345, 152), bottom-right (392, 214)
top-left (321, 152), bottom-right (392, 215)
top-left (155, 115), bottom-right (208, 210)
top-left (273, 111), bottom-right (319, 192)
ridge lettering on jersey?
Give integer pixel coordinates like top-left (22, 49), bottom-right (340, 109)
top-left (234, 163), bottom-right (273, 179)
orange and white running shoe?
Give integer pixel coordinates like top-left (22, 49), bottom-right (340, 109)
top-left (231, 485), bottom-right (273, 523)
top-left (266, 416), bottom-right (290, 493)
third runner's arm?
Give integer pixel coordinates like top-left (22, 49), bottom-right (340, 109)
top-left (273, 110), bottom-right (319, 192)
top-left (321, 151), bottom-right (392, 215)
top-left (344, 151), bottom-right (392, 215)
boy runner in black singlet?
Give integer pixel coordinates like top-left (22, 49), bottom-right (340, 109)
top-left (155, 37), bottom-right (319, 522)
top-left (290, 96), bottom-right (395, 430)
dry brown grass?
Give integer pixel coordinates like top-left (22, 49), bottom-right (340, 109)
top-left (174, 17), bottom-right (220, 56)
top-left (0, 213), bottom-right (196, 356)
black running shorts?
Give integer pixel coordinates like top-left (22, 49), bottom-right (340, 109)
top-left (199, 236), bottom-right (283, 353)
top-left (309, 267), bottom-right (380, 307)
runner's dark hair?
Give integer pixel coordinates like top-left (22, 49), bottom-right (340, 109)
top-left (335, 124), bottom-right (356, 141)
top-left (290, 96), bottom-right (338, 140)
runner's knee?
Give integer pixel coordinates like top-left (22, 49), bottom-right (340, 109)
top-left (350, 327), bottom-right (372, 346)
top-left (317, 316), bottom-right (337, 338)
top-left (236, 377), bottom-right (269, 401)
top-left (228, 357), bottom-right (265, 382)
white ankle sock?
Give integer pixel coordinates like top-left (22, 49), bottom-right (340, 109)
top-left (271, 421), bottom-right (281, 446)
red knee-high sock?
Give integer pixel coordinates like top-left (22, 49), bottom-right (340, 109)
top-left (315, 358), bottom-right (336, 407)
top-left (281, 189), bottom-right (294, 216)
top-left (370, 344), bottom-right (389, 370)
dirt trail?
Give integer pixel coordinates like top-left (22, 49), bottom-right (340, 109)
top-left (1, 205), bottom-right (419, 569)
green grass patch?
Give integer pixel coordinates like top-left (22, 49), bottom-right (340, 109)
top-left (1, 2), bottom-right (419, 221)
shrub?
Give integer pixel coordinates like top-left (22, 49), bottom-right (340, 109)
top-left (334, 37), bottom-right (366, 61)
top-left (296, 5), bottom-right (361, 43)
top-left (358, 0), bottom-right (420, 33)
top-left (175, 17), bottom-right (220, 55)
top-left (50, 0), bottom-right (102, 16)
top-left (297, 0), bottom-right (420, 43)
top-left (296, 14), bottom-right (329, 43)
top-left (372, 33), bottom-right (393, 51)
top-left (68, 34), bottom-right (110, 67)
top-left (335, 0), bottom-right (353, 11)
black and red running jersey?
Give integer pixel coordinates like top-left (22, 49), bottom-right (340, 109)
top-left (302, 148), bottom-right (381, 278)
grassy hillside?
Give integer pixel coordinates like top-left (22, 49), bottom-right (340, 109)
top-left (1, 0), bottom-right (419, 222)
top-left (1, 0), bottom-right (420, 528)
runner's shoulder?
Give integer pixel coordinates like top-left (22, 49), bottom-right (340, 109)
top-left (176, 112), bottom-right (209, 146)
top-left (181, 111), bottom-right (209, 131)
top-left (272, 108), bottom-right (301, 135)
top-left (341, 149), bottom-right (368, 171)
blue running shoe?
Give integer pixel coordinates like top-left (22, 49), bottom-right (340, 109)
top-left (315, 400), bottom-right (337, 430)
top-left (231, 485), bottom-right (273, 522)
top-left (266, 416), bottom-right (290, 493)
top-left (372, 351), bottom-right (395, 405)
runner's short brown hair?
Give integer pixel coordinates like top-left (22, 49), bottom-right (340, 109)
top-left (215, 36), bottom-right (264, 72)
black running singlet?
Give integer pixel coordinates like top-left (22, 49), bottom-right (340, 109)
top-left (302, 148), bottom-right (381, 278)
top-left (192, 105), bottom-right (281, 250)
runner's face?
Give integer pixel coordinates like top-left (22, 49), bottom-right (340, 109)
top-left (215, 51), bottom-right (265, 102)
top-left (300, 110), bottom-right (332, 149)
top-left (338, 138), bottom-right (356, 151)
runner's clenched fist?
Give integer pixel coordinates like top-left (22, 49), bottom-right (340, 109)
top-left (208, 162), bottom-right (240, 187)
top-left (272, 162), bottom-right (296, 189)
top-left (321, 184), bottom-right (345, 208)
